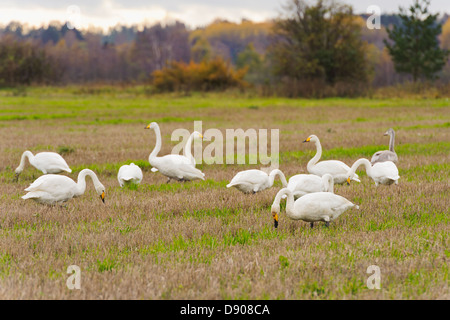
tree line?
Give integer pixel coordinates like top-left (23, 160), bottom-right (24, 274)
top-left (0, 0), bottom-right (449, 96)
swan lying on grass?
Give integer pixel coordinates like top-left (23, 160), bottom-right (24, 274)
top-left (118, 163), bottom-right (143, 187)
top-left (271, 188), bottom-right (359, 229)
top-left (347, 158), bottom-right (399, 186)
top-left (371, 128), bottom-right (398, 164)
top-left (303, 135), bottom-right (360, 184)
top-left (15, 151), bottom-right (71, 177)
top-left (145, 122), bottom-right (205, 182)
top-left (227, 169), bottom-right (288, 194)
top-left (22, 169), bottom-right (105, 205)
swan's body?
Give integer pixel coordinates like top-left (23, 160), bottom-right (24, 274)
top-left (15, 151), bottom-right (71, 176)
top-left (271, 188), bottom-right (358, 228)
top-left (151, 131), bottom-right (203, 172)
top-left (371, 128), bottom-right (398, 164)
top-left (22, 169), bottom-right (105, 205)
top-left (226, 169), bottom-right (288, 194)
top-left (284, 173), bottom-right (334, 199)
top-left (145, 122), bottom-right (205, 182)
top-left (347, 158), bottom-right (399, 186)
top-left (303, 135), bottom-right (360, 184)
top-left (117, 163), bottom-right (143, 187)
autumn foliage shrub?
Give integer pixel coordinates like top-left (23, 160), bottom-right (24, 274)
top-left (152, 58), bottom-right (248, 92)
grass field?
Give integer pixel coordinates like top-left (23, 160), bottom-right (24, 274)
top-left (0, 87), bottom-right (448, 299)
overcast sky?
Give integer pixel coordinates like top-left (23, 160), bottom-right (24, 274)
top-left (1, 0), bottom-right (450, 31)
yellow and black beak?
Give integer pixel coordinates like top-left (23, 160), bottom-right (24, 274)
top-left (303, 137), bottom-right (311, 143)
top-left (199, 134), bottom-right (203, 139)
top-left (100, 192), bottom-right (105, 203)
top-left (273, 212), bottom-right (279, 229)
top-left (346, 177), bottom-right (351, 186)
top-left (144, 124), bottom-right (151, 129)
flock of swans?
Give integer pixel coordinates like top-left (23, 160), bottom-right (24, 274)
top-left (16, 122), bottom-right (400, 229)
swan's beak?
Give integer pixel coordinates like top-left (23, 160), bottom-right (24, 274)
top-left (144, 124), bottom-right (151, 129)
top-left (346, 177), bottom-right (351, 185)
top-left (383, 132), bottom-right (389, 136)
top-left (303, 137), bottom-right (311, 143)
top-left (272, 212), bottom-right (278, 228)
top-left (199, 134), bottom-right (203, 139)
top-left (100, 192), bottom-right (105, 203)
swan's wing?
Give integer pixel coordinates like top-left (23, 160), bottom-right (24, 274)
top-left (25, 175), bottom-right (75, 192)
top-left (174, 162), bottom-right (205, 180)
top-left (313, 160), bottom-right (359, 179)
top-left (33, 152), bottom-right (71, 172)
top-left (373, 162), bottom-right (400, 180)
top-left (288, 174), bottom-right (323, 193)
top-left (371, 151), bottom-right (398, 164)
top-left (229, 170), bottom-right (267, 186)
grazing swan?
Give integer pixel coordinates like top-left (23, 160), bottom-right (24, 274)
top-left (15, 151), bottom-right (71, 176)
top-left (151, 131), bottom-right (203, 172)
top-left (371, 128), bottom-right (398, 164)
top-left (303, 135), bottom-right (360, 184)
top-left (117, 163), bottom-right (143, 187)
top-left (347, 158), bottom-right (399, 186)
top-left (283, 173), bottom-right (334, 199)
top-left (145, 122), bottom-right (205, 182)
top-left (226, 169), bottom-right (288, 194)
top-left (271, 188), bottom-right (359, 229)
top-left (22, 169), bottom-right (105, 205)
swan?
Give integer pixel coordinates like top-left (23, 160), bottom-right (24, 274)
top-left (303, 135), bottom-right (360, 184)
top-left (150, 131), bottom-right (203, 172)
top-left (271, 188), bottom-right (359, 229)
top-left (371, 128), bottom-right (398, 164)
top-left (347, 158), bottom-right (399, 186)
top-left (117, 163), bottom-right (143, 187)
top-left (283, 173), bottom-right (334, 199)
top-left (15, 151), bottom-right (71, 177)
top-left (145, 122), bottom-right (205, 182)
top-left (226, 169), bottom-right (288, 194)
top-left (22, 169), bottom-right (105, 205)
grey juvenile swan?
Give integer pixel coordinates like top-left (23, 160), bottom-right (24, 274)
top-left (371, 128), bottom-right (398, 165)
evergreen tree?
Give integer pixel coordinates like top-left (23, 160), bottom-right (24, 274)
top-left (385, 0), bottom-right (449, 82)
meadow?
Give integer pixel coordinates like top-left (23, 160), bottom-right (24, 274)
top-left (0, 87), bottom-right (448, 299)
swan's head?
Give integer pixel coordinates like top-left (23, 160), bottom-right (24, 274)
top-left (303, 134), bottom-right (318, 143)
top-left (192, 131), bottom-right (203, 140)
top-left (144, 122), bottom-right (158, 130)
top-left (384, 128), bottom-right (394, 136)
top-left (14, 167), bottom-right (22, 175)
top-left (271, 204), bottom-right (280, 229)
top-left (95, 184), bottom-right (106, 203)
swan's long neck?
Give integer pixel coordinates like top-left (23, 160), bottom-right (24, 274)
top-left (149, 125), bottom-right (162, 161)
top-left (184, 133), bottom-right (195, 165)
top-left (389, 131), bottom-right (395, 152)
top-left (16, 151), bottom-right (34, 172)
top-left (268, 169), bottom-right (288, 187)
top-left (349, 159), bottom-right (372, 178)
top-left (307, 139), bottom-right (322, 171)
top-left (273, 188), bottom-right (296, 219)
top-left (75, 169), bottom-right (101, 196)
top-left (323, 175), bottom-right (334, 193)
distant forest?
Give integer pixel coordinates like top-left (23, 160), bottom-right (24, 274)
top-left (1, 12), bottom-right (450, 91)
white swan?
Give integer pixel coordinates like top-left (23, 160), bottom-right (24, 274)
top-left (145, 122), bottom-right (205, 182)
top-left (283, 173), bottom-right (334, 199)
top-left (347, 158), bottom-right (399, 186)
top-left (117, 163), bottom-right (143, 187)
top-left (303, 135), bottom-right (360, 184)
top-left (271, 188), bottom-right (359, 229)
top-left (371, 128), bottom-right (398, 164)
top-left (226, 169), bottom-right (288, 194)
top-left (150, 130), bottom-right (203, 172)
top-left (15, 151), bottom-right (71, 176)
top-left (22, 169), bottom-right (105, 205)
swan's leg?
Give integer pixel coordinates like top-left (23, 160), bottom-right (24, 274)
top-left (310, 222), bottom-right (314, 229)
top-left (166, 177), bottom-right (171, 184)
top-left (325, 221), bottom-right (330, 228)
